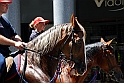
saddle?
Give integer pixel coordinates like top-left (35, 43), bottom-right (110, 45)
top-left (5, 50), bottom-right (25, 73)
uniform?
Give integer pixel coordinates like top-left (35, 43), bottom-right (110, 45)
top-left (0, 16), bottom-right (17, 82)
top-left (0, 16), bottom-right (17, 56)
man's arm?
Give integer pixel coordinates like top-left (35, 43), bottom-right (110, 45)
top-left (0, 35), bottom-right (24, 50)
top-left (0, 34), bottom-right (16, 46)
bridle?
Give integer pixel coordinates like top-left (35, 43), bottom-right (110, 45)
top-left (60, 28), bottom-right (84, 61)
top-left (22, 26), bottom-right (85, 62)
top-left (101, 45), bottom-right (119, 82)
top-left (48, 27), bottom-right (85, 82)
top-left (20, 27), bottom-right (85, 83)
top-left (102, 45), bottom-right (118, 72)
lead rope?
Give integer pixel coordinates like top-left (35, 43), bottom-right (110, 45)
top-left (49, 52), bottom-right (65, 83)
top-left (48, 61), bottom-right (61, 83)
top-left (88, 68), bottom-right (98, 83)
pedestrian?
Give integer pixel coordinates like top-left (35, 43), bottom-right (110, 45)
top-left (0, 0), bottom-right (26, 82)
top-left (29, 16), bottom-right (49, 41)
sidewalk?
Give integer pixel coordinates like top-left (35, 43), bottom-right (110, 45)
top-left (84, 79), bottom-right (124, 83)
top-left (119, 79), bottom-right (124, 83)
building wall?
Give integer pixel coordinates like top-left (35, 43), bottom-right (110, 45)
top-left (76, 0), bottom-right (124, 21)
top-left (20, 0), bottom-right (53, 23)
top-left (20, 0), bottom-right (53, 42)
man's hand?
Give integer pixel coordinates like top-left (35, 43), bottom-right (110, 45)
top-left (14, 41), bottom-right (27, 50)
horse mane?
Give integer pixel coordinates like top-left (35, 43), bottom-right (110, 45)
top-left (26, 23), bottom-right (73, 64)
top-left (86, 42), bottom-right (104, 60)
top-left (25, 16), bottom-right (86, 68)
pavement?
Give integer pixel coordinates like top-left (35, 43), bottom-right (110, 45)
top-left (118, 79), bottom-right (124, 83)
top-left (84, 79), bottom-right (124, 83)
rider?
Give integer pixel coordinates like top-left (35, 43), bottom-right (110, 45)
top-left (29, 16), bottom-right (49, 41)
top-left (0, 0), bottom-right (25, 82)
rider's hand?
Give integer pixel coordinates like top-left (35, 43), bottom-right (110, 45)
top-left (14, 41), bottom-right (27, 50)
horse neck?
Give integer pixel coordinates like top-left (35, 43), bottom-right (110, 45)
top-left (25, 51), bottom-right (59, 78)
top-left (86, 42), bottom-right (104, 63)
top-left (25, 23), bottom-right (74, 78)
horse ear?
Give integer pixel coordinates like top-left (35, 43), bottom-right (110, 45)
top-left (106, 38), bottom-right (115, 45)
top-left (100, 38), bottom-right (105, 42)
top-left (71, 14), bottom-right (75, 27)
top-left (74, 17), bottom-right (81, 30)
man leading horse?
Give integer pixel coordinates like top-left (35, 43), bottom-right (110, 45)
top-left (0, 0), bottom-right (26, 82)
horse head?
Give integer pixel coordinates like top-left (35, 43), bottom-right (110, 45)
top-left (59, 14), bottom-right (86, 76)
top-left (99, 38), bottom-right (122, 82)
top-left (55, 38), bottom-right (123, 83)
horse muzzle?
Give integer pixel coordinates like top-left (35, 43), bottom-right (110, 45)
top-left (70, 61), bottom-right (86, 76)
top-left (108, 70), bottom-right (123, 82)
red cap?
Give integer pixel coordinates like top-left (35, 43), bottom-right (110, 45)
top-left (33, 17), bottom-right (49, 26)
top-left (0, 0), bottom-right (12, 4)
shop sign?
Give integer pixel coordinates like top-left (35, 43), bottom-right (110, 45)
top-left (94, 0), bottom-right (124, 11)
top-left (77, 0), bottom-right (124, 21)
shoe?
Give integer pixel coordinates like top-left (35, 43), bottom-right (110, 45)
top-left (5, 56), bottom-right (13, 72)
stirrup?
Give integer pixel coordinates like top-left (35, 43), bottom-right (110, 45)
top-left (5, 56), bottom-right (13, 72)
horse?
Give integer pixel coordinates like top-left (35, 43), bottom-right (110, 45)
top-left (55, 38), bottom-right (122, 83)
top-left (3, 14), bottom-right (86, 83)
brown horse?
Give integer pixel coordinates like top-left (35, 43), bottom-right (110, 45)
top-left (56, 38), bottom-right (122, 83)
top-left (4, 14), bottom-right (86, 83)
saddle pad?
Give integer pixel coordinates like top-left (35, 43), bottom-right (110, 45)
top-left (5, 54), bottom-right (21, 81)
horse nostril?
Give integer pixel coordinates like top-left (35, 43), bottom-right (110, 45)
top-left (81, 68), bottom-right (85, 73)
top-left (77, 67), bottom-right (86, 75)
top-left (74, 61), bottom-right (86, 75)
top-left (78, 68), bottom-right (84, 74)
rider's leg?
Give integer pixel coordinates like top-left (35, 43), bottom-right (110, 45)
top-left (0, 53), bottom-right (6, 82)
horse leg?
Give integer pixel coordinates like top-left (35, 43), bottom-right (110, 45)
top-left (77, 69), bottom-right (90, 83)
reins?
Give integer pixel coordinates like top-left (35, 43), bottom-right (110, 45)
top-left (18, 47), bottom-right (59, 83)
top-left (18, 46), bottom-right (68, 83)
top-left (23, 48), bottom-right (59, 60)
top-left (21, 46), bottom-right (68, 83)
top-left (49, 53), bottom-right (66, 83)
top-left (19, 26), bottom-right (85, 83)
